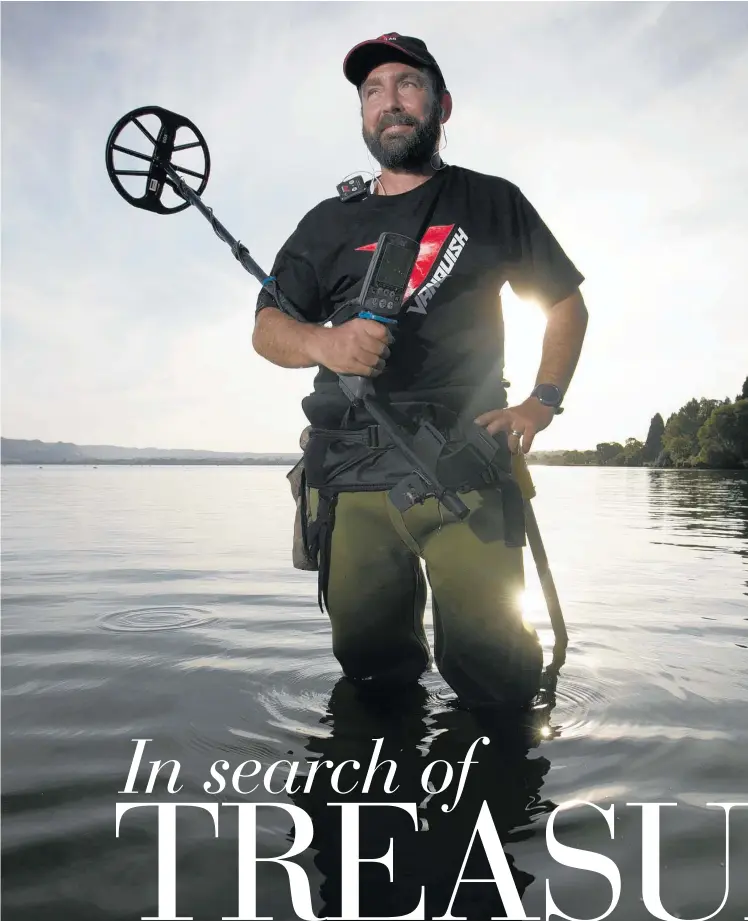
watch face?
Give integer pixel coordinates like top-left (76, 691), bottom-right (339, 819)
top-left (534, 384), bottom-right (563, 406)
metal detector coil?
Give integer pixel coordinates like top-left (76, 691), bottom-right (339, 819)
top-left (105, 106), bottom-right (210, 214)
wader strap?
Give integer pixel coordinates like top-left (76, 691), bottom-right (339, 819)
top-left (306, 489), bottom-right (338, 612)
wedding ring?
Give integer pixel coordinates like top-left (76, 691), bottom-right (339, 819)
top-left (511, 430), bottom-right (522, 437)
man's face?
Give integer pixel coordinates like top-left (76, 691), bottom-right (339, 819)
top-left (359, 61), bottom-right (442, 170)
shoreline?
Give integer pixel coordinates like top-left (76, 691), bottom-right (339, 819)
top-left (4, 460), bottom-right (747, 472)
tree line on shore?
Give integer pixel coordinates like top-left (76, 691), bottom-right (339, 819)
top-left (535, 375), bottom-right (748, 470)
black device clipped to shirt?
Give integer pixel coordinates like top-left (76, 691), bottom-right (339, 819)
top-left (336, 174), bottom-right (367, 202)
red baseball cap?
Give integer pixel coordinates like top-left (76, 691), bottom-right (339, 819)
top-left (343, 32), bottom-right (447, 93)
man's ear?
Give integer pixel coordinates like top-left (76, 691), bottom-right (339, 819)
top-left (439, 90), bottom-right (453, 124)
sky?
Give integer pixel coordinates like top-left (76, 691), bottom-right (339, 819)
top-left (2, 1), bottom-right (748, 453)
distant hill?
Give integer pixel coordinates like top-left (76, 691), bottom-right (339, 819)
top-left (1, 437), bottom-right (587, 468)
top-left (1, 438), bottom-right (300, 465)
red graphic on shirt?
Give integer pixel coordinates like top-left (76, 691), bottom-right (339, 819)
top-left (356, 224), bottom-right (455, 301)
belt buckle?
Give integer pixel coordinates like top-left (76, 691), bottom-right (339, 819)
top-left (366, 425), bottom-right (380, 448)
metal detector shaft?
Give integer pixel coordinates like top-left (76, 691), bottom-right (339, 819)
top-left (160, 161), bottom-right (307, 324)
top-left (510, 452), bottom-right (568, 676)
top-left (524, 501), bottom-right (568, 647)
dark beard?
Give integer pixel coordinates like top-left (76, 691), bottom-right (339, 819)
top-left (362, 98), bottom-right (441, 170)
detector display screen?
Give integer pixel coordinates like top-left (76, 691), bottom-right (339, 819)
top-left (375, 243), bottom-right (414, 290)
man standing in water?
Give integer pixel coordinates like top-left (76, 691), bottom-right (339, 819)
top-left (252, 33), bottom-right (588, 711)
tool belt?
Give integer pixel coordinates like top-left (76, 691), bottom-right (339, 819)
top-left (287, 402), bottom-right (526, 611)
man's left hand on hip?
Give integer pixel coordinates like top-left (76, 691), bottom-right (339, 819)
top-left (474, 398), bottom-right (556, 454)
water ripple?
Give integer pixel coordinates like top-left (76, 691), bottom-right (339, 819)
top-left (98, 605), bottom-right (215, 633)
top-left (548, 673), bottom-right (611, 740)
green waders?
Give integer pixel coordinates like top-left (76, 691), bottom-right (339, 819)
top-left (308, 485), bottom-right (543, 710)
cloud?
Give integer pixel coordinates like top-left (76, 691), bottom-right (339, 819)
top-left (2, 1), bottom-right (747, 451)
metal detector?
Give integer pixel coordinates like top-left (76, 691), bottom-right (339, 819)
top-left (105, 105), bottom-right (470, 519)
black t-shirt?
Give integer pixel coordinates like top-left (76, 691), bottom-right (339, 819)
top-left (256, 164), bottom-right (584, 439)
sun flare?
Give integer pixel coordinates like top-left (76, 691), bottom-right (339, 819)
top-left (499, 283), bottom-right (546, 398)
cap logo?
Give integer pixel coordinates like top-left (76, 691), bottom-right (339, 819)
top-left (380, 33), bottom-right (400, 41)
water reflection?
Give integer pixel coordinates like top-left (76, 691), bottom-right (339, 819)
top-left (286, 679), bottom-right (557, 919)
top-left (648, 471), bottom-right (748, 609)
top-left (647, 470), bottom-right (748, 551)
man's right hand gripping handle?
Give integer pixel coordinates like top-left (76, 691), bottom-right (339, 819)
top-left (252, 309), bottom-right (392, 376)
top-left (313, 317), bottom-right (393, 377)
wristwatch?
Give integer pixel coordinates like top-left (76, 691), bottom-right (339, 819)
top-left (530, 383), bottom-right (565, 414)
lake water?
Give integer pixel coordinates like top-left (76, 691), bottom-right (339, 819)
top-left (2, 465), bottom-right (747, 921)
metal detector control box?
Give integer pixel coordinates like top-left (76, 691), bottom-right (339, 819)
top-left (357, 232), bottom-right (419, 324)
